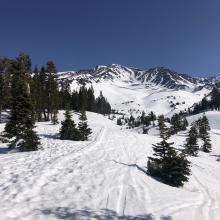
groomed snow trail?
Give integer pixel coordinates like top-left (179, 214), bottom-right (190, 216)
top-left (0, 111), bottom-right (220, 220)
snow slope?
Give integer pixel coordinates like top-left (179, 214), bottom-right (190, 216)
top-left (0, 111), bottom-right (220, 220)
top-left (68, 79), bottom-right (209, 116)
top-left (58, 65), bottom-right (211, 116)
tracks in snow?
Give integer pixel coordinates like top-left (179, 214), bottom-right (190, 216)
top-left (192, 165), bottom-right (217, 220)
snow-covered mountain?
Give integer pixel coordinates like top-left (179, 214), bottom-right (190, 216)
top-left (58, 64), bottom-right (201, 89)
top-left (58, 64), bottom-right (216, 116)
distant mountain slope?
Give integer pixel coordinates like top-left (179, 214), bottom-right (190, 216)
top-left (57, 64), bottom-right (218, 115)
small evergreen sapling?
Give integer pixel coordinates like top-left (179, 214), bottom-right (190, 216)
top-left (60, 109), bottom-right (80, 140)
top-left (184, 125), bottom-right (199, 156)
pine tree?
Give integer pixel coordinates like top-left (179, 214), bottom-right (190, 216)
top-left (117, 117), bottom-right (122, 126)
top-left (71, 90), bottom-right (79, 111)
top-left (78, 86), bottom-right (88, 111)
top-left (78, 110), bottom-right (92, 141)
top-left (87, 86), bottom-right (96, 112)
top-left (170, 113), bottom-right (180, 134)
top-left (3, 53), bottom-right (40, 151)
top-left (161, 150), bottom-right (191, 187)
top-left (184, 125), bottom-right (199, 156)
top-left (0, 73), bottom-right (4, 123)
top-left (96, 91), bottom-right (111, 115)
top-left (45, 61), bottom-right (59, 121)
top-left (140, 111), bottom-right (145, 124)
top-left (149, 111), bottom-right (156, 126)
top-left (148, 120), bottom-right (191, 187)
top-left (181, 117), bottom-right (188, 130)
top-left (199, 115), bottom-right (212, 153)
top-left (210, 87), bottom-right (220, 110)
top-left (60, 109), bottom-right (80, 140)
top-left (158, 115), bottom-right (170, 140)
top-left (60, 80), bottom-right (72, 109)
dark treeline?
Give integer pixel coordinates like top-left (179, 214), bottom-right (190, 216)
top-left (0, 53), bottom-right (111, 151)
top-left (0, 55), bottom-right (111, 123)
top-left (60, 85), bottom-right (111, 115)
top-left (190, 87), bottom-right (220, 114)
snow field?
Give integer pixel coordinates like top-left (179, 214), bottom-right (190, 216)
top-left (0, 111), bottom-right (219, 219)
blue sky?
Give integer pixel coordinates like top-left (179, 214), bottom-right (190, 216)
top-left (0, 0), bottom-right (220, 76)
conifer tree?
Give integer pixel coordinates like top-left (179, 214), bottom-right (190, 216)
top-left (78, 86), bottom-right (88, 110)
top-left (149, 111), bottom-right (156, 126)
top-left (140, 111), bottom-right (145, 124)
top-left (0, 73), bottom-right (3, 123)
top-left (210, 87), bottom-right (220, 110)
top-left (0, 58), bottom-right (13, 119)
top-left (199, 115), bottom-right (212, 152)
top-left (3, 53), bottom-right (40, 151)
top-left (148, 119), bottom-right (191, 187)
top-left (96, 91), bottom-right (111, 115)
top-left (158, 115), bottom-right (170, 140)
top-left (117, 117), bottom-right (122, 126)
top-left (78, 110), bottom-right (92, 141)
top-left (184, 124), bottom-right (199, 156)
top-left (181, 117), bottom-right (188, 130)
top-left (60, 109), bottom-right (79, 140)
top-left (45, 61), bottom-right (59, 121)
top-left (170, 113), bottom-right (180, 134)
top-left (60, 80), bottom-right (72, 109)
top-left (71, 90), bottom-right (79, 111)
top-left (86, 86), bottom-right (95, 111)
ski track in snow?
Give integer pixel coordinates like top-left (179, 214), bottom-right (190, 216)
top-left (0, 111), bottom-right (220, 220)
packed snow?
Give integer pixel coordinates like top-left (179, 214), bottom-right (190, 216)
top-left (0, 111), bottom-right (220, 220)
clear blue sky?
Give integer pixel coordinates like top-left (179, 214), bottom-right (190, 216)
top-left (0, 0), bottom-right (220, 76)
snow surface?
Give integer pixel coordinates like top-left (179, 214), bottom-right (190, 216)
top-left (0, 111), bottom-right (220, 220)
top-left (68, 78), bottom-right (209, 117)
top-left (58, 65), bottom-right (210, 116)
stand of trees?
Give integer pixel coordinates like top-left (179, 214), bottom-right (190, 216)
top-left (191, 87), bottom-right (220, 114)
top-left (60, 109), bottom-right (91, 141)
top-left (0, 53), bottom-right (111, 151)
top-left (116, 111), bottom-right (157, 130)
top-left (70, 88), bottom-right (111, 115)
top-left (184, 114), bottom-right (212, 156)
top-left (170, 113), bottom-right (188, 134)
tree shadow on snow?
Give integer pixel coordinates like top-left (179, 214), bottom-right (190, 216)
top-left (40, 207), bottom-right (172, 220)
top-left (112, 160), bottom-right (148, 175)
top-left (111, 160), bottom-right (166, 188)
top-left (38, 133), bottom-right (60, 140)
top-left (0, 146), bottom-right (10, 154)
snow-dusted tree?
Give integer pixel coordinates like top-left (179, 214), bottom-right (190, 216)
top-left (148, 138), bottom-right (191, 187)
top-left (78, 110), bottom-right (92, 141)
top-left (149, 111), bottom-right (156, 126)
top-left (158, 115), bottom-right (170, 140)
top-left (184, 124), bottom-right (199, 156)
top-left (148, 120), bottom-right (191, 187)
top-left (3, 53), bottom-right (40, 151)
top-left (60, 109), bottom-right (80, 140)
top-left (199, 115), bottom-right (212, 153)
